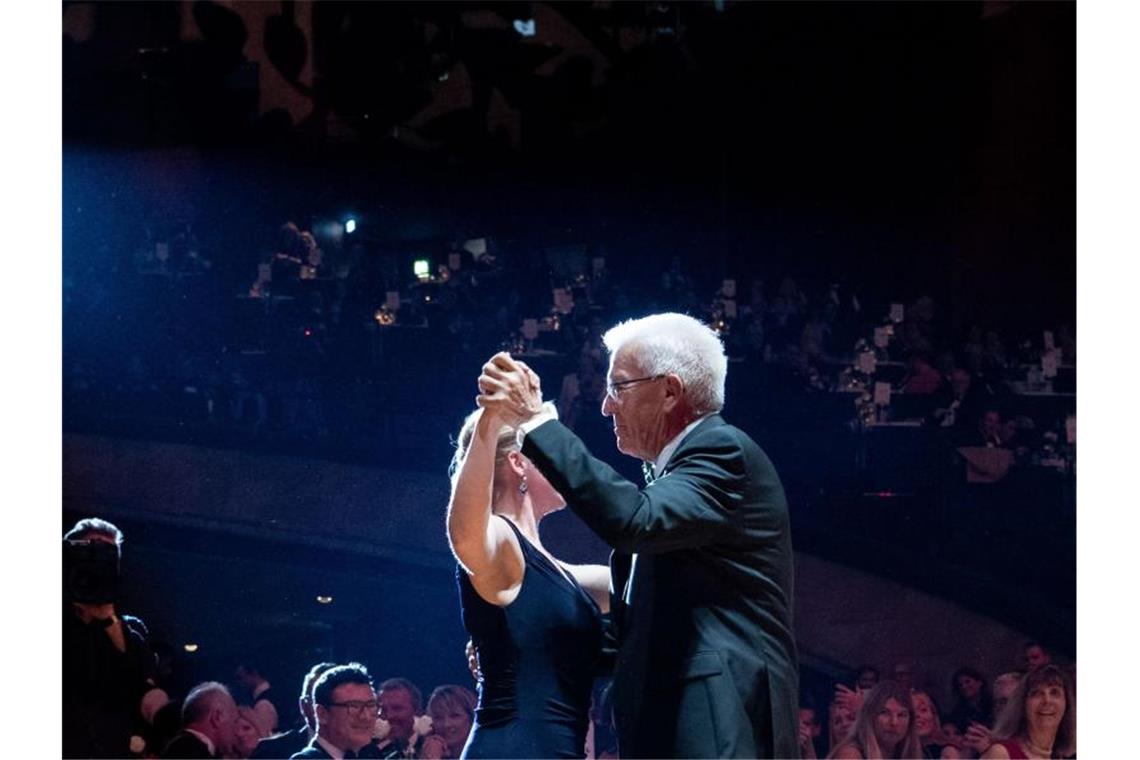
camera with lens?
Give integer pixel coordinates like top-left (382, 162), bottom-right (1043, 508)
top-left (63, 539), bottom-right (120, 604)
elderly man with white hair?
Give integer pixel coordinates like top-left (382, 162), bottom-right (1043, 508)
top-left (477, 312), bottom-right (799, 759)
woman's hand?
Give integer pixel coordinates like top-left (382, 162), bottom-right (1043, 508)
top-left (419, 733), bottom-right (449, 760)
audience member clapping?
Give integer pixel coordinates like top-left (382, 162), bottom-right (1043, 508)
top-left (798, 703), bottom-right (825, 759)
top-left (827, 681), bottom-right (923, 759)
top-left (827, 696), bottom-right (859, 756)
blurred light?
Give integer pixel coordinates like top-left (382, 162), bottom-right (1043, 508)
top-left (303, 328), bottom-right (313, 337)
top-left (513, 19), bottom-right (536, 36)
top-left (345, 218), bottom-right (357, 234)
top-left (183, 643), bottom-right (199, 653)
top-left (413, 259), bottom-right (431, 280)
top-left (316, 595), bottom-right (334, 605)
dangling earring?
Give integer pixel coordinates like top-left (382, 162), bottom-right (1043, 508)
top-left (518, 476), bottom-right (528, 494)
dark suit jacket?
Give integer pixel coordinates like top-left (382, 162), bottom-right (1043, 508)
top-left (523, 415), bottom-right (799, 759)
top-left (252, 727), bottom-right (310, 759)
top-left (160, 730), bottom-right (215, 759)
top-left (289, 738), bottom-right (333, 759)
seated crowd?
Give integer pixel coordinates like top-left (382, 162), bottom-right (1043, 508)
top-left (798, 650), bottom-right (1075, 760)
top-left (65, 517), bottom-right (1074, 759)
top-left (65, 218), bottom-right (1075, 477)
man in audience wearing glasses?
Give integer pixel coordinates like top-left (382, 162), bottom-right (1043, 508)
top-left (292, 664), bottom-right (380, 760)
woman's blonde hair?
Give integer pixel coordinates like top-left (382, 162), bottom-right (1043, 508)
top-left (827, 681), bottom-right (923, 759)
top-left (449, 409), bottom-right (520, 504)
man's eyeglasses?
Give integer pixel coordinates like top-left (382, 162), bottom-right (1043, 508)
top-left (605, 374), bottom-right (666, 400)
top-left (326, 700), bottom-right (380, 717)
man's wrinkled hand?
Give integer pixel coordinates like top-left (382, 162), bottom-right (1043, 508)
top-left (476, 352), bottom-right (544, 427)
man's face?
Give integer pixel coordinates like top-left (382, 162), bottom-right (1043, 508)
top-left (235, 666), bottom-right (258, 690)
top-left (319, 683), bottom-right (378, 752)
top-left (213, 697), bottom-right (240, 757)
top-left (892, 664), bottom-right (913, 690)
top-left (380, 687), bottom-right (416, 741)
top-left (601, 349), bottom-right (669, 461)
top-left (1025, 645), bottom-right (1050, 670)
top-left (857, 669), bottom-right (879, 690)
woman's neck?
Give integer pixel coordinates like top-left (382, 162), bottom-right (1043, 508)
top-left (1022, 727), bottom-right (1055, 758)
top-left (495, 501), bottom-right (543, 550)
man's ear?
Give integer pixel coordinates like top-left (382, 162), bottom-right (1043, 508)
top-left (662, 373), bottom-right (685, 411)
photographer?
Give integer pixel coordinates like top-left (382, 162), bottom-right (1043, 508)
top-left (63, 517), bottom-right (165, 758)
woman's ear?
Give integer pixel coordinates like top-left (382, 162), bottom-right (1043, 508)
top-left (505, 450), bottom-right (527, 477)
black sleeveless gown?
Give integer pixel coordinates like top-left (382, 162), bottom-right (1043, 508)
top-left (458, 516), bottom-right (604, 759)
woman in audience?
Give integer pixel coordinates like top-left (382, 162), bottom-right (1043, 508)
top-left (231, 705), bottom-right (269, 758)
top-left (948, 667), bottom-right (994, 733)
top-left (425, 685), bottom-right (477, 758)
top-left (979, 664), bottom-right (1074, 760)
top-left (828, 681), bottom-right (923, 760)
top-left (911, 689), bottom-right (961, 759)
top-left (828, 698), bottom-right (857, 756)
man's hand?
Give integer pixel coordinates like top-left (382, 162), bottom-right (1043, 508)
top-left (476, 352), bottom-right (544, 428)
top-left (833, 684), bottom-right (865, 715)
top-left (465, 639), bottom-right (482, 684)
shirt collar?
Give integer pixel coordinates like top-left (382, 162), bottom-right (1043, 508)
top-left (653, 413), bottom-right (713, 475)
top-left (316, 735), bottom-right (345, 759)
top-left (184, 728), bottom-right (216, 757)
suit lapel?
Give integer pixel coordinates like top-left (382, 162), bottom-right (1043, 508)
top-left (657, 414), bottom-right (724, 478)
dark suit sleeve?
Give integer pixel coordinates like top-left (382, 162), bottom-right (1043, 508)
top-left (522, 420), bottom-right (746, 554)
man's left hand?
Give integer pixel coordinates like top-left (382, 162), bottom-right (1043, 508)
top-left (477, 352), bottom-right (544, 427)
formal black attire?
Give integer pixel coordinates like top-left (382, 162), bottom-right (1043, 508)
top-left (160, 730), bottom-right (215, 759)
top-left (458, 516), bottom-right (605, 758)
top-left (63, 609), bottom-right (157, 758)
top-left (289, 738), bottom-right (334, 759)
top-left (252, 727), bottom-right (310, 759)
top-left (522, 415), bottom-right (799, 758)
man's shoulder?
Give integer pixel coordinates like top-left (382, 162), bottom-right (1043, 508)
top-left (678, 415), bottom-right (761, 456)
top-left (160, 731), bottom-right (211, 759)
top-left (252, 728), bottom-right (307, 759)
top-left (288, 739), bottom-right (332, 760)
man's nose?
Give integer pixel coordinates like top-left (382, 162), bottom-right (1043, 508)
top-left (601, 393), bottom-right (615, 417)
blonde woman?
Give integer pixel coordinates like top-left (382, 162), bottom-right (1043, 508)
top-left (447, 405), bottom-right (609, 758)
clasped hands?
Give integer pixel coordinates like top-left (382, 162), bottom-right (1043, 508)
top-left (477, 352), bottom-right (544, 428)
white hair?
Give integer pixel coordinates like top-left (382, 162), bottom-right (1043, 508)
top-left (603, 313), bottom-right (727, 415)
